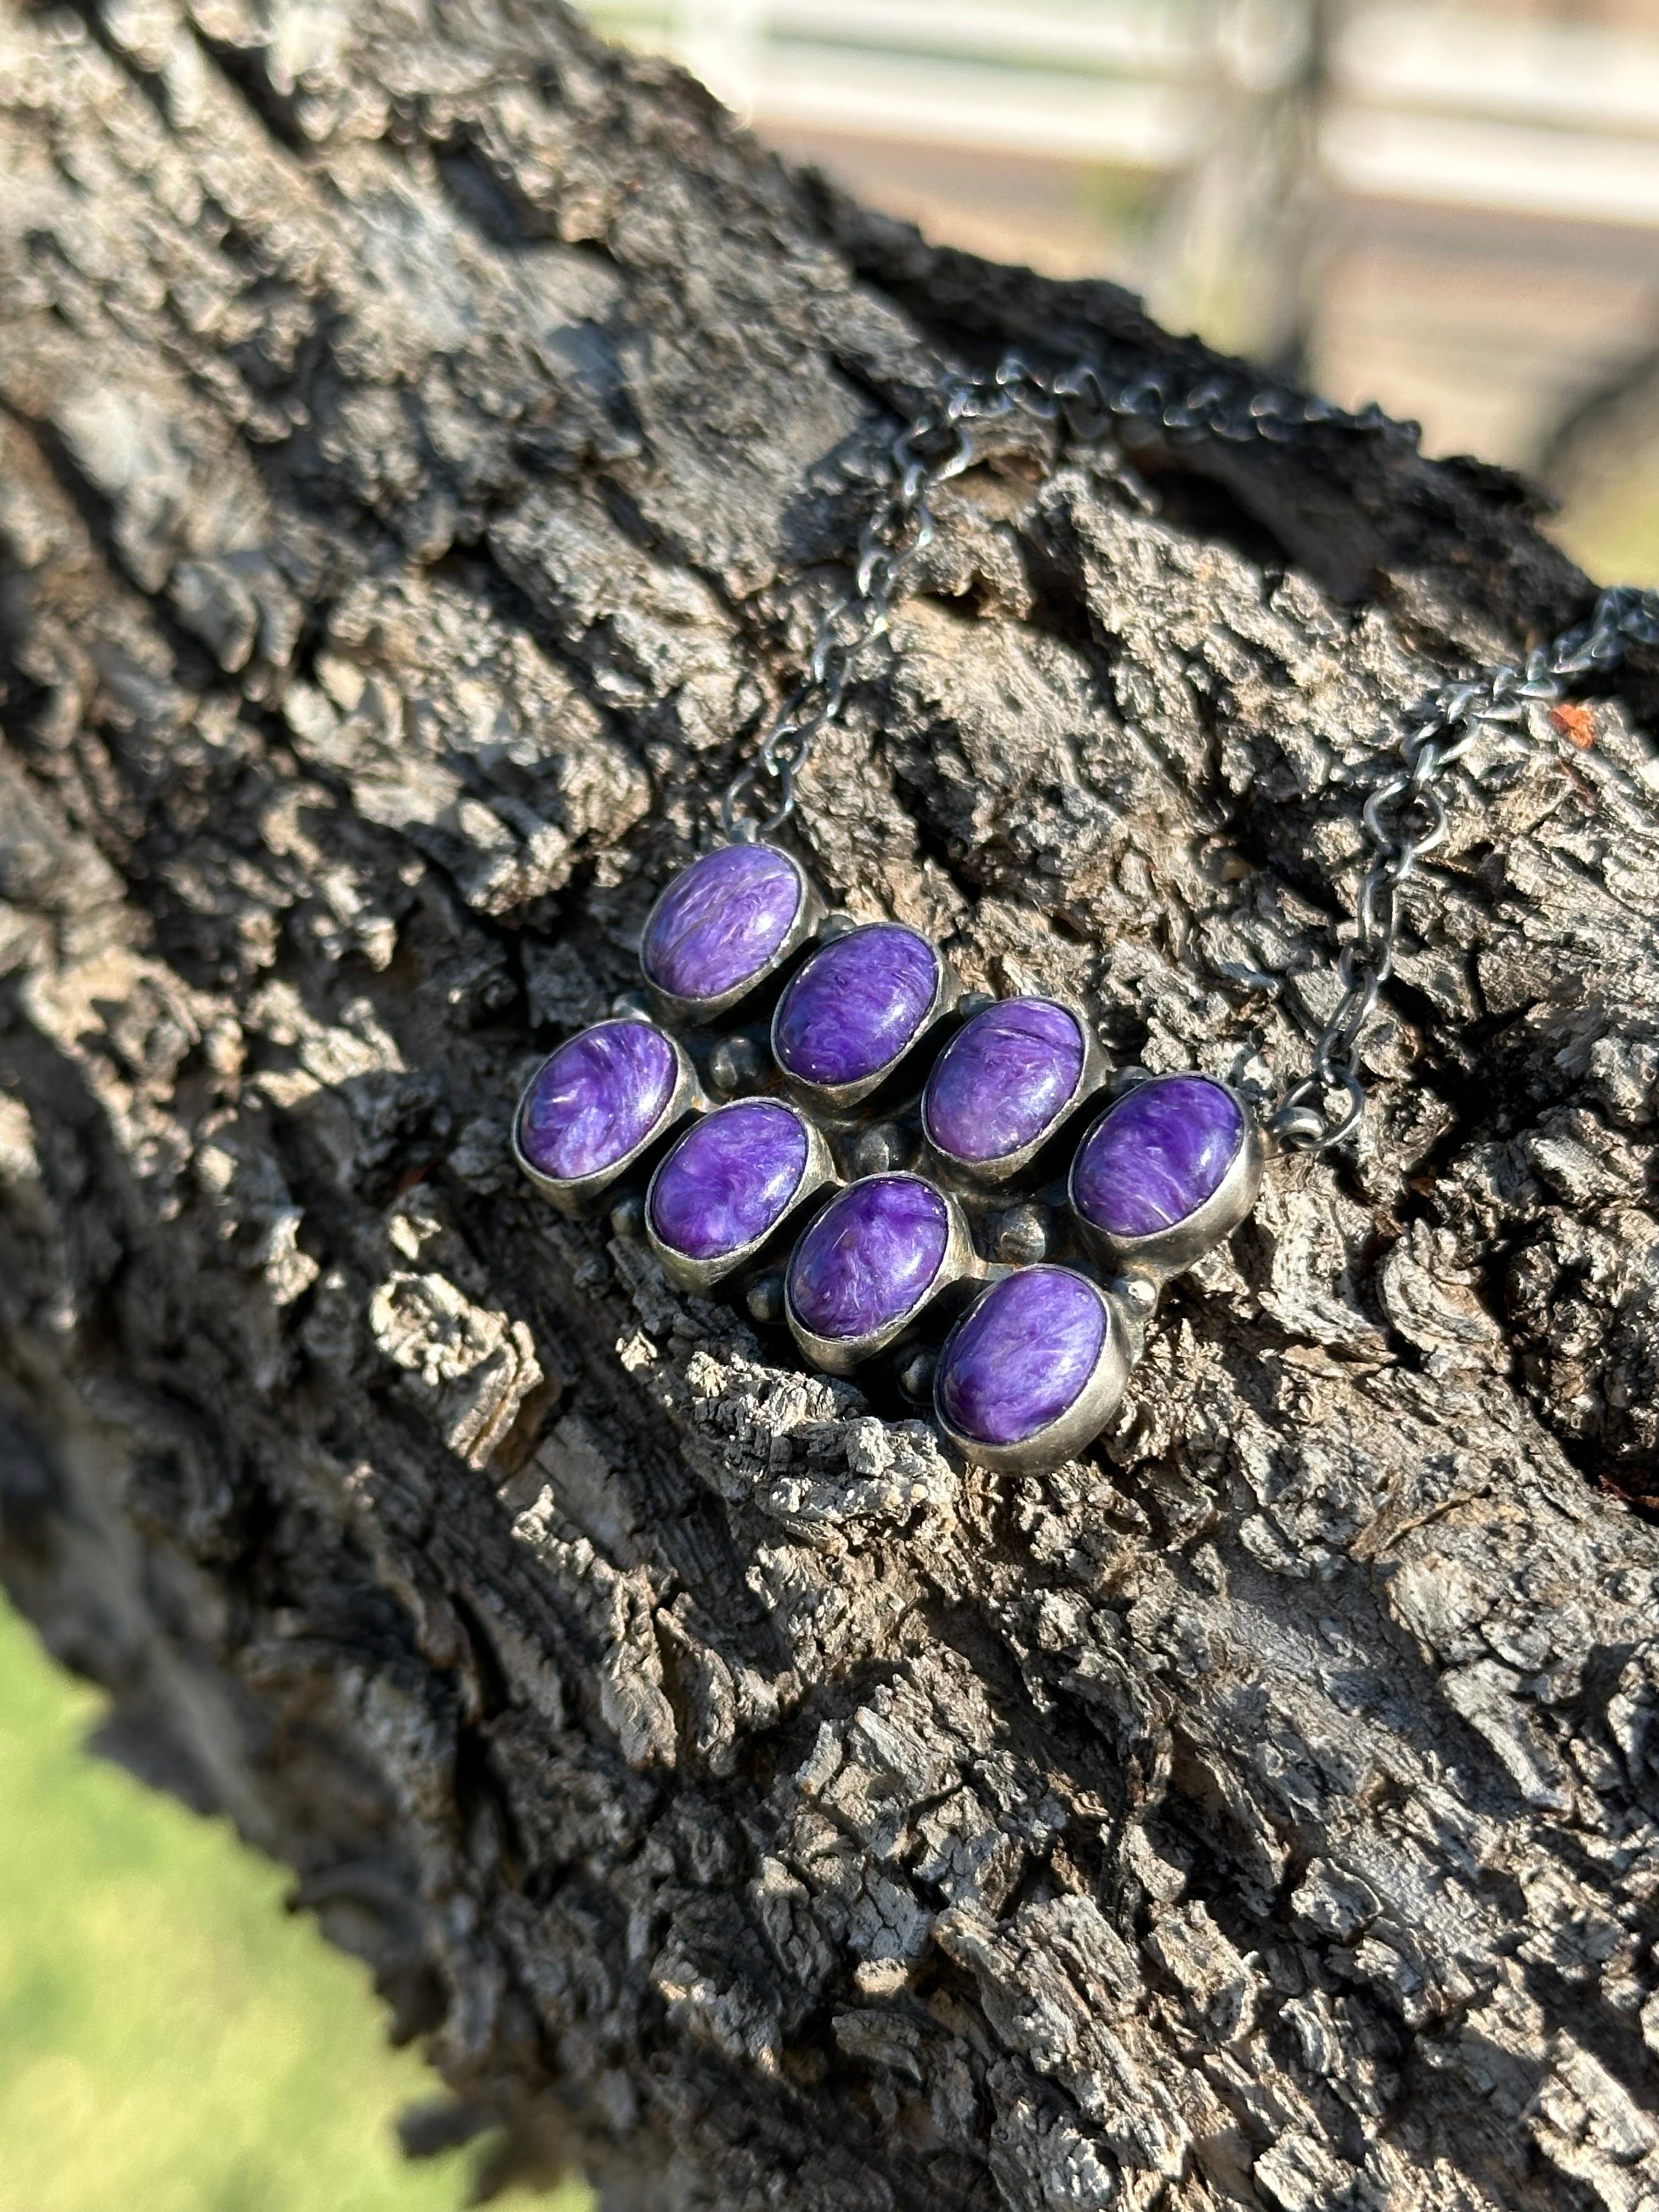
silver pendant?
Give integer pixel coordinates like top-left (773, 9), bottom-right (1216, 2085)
top-left (514, 844), bottom-right (1268, 1472)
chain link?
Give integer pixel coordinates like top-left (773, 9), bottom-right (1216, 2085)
top-left (721, 351), bottom-right (1659, 1150)
top-left (720, 352), bottom-right (1401, 844)
top-left (721, 383), bottom-right (980, 841)
top-left (1269, 580), bottom-right (1659, 1150)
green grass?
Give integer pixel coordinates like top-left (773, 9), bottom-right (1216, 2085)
top-left (0, 1595), bottom-right (588, 2212)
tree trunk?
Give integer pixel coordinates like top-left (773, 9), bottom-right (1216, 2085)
top-left (4, 5), bottom-right (1659, 2209)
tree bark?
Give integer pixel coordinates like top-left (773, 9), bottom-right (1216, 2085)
top-left (4, 4), bottom-right (1659, 2209)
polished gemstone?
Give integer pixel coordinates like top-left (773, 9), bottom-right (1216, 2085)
top-left (650, 1101), bottom-right (809, 1260)
top-left (1071, 1075), bottom-right (1243, 1239)
top-left (787, 1175), bottom-right (949, 1342)
top-left (518, 1020), bottom-right (677, 1183)
top-left (923, 998), bottom-right (1085, 1164)
top-left (773, 924), bottom-right (939, 1090)
top-left (936, 1267), bottom-right (1106, 1446)
top-left (642, 844), bottom-right (802, 1004)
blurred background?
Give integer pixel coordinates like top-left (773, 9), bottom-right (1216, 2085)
top-left (0, 1600), bottom-right (592, 2212)
top-left (587, 0), bottom-right (1659, 583)
top-left (4, 3), bottom-right (1657, 2209)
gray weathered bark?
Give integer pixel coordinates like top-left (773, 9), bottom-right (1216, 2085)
top-left (4, 4), bottom-right (1659, 2209)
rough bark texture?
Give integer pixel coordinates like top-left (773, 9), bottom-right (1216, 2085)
top-left (4, 5), bottom-right (1659, 2209)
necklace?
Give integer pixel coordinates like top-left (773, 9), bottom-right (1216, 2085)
top-left (510, 352), bottom-right (1659, 1473)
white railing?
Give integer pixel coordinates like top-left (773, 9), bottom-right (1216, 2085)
top-left (579, 1), bottom-right (1659, 228)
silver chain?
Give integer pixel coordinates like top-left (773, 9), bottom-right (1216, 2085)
top-left (722, 352), bottom-right (1659, 1151)
top-left (1272, 581), bottom-right (1659, 1149)
top-left (719, 377), bottom-right (979, 843)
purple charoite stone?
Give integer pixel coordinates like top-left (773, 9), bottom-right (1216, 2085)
top-left (773, 924), bottom-right (939, 1089)
top-left (642, 844), bottom-right (802, 1004)
top-left (923, 997), bottom-right (1085, 1164)
top-left (936, 1267), bottom-right (1106, 1446)
top-left (518, 1020), bottom-right (677, 1183)
top-left (787, 1175), bottom-right (949, 1341)
top-left (650, 1101), bottom-right (809, 1260)
top-left (1071, 1074), bottom-right (1243, 1239)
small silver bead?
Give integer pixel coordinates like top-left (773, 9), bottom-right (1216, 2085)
top-left (896, 1348), bottom-right (937, 1402)
top-left (709, 1035), bottom-right (764, 1096)
top-left (610, 1192), bottom-right (647, 1241)
top-left (611, 988), bottom-right (654, 1021)
top-left (991, 1202), bottom-right (1050, 1265)
top-left (845, 1122), bottom-right (910, 1179)
top-left (746, 1271), bottom-right (786, 1326)
top-left (1108, 1271), bottom-right (1159, 1314)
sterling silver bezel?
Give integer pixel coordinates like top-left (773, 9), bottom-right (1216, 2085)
top-left (922, 998), bottom-right (1110, 1186)
top-left (512, 1020), bottom-right (702, 1218)
top-left (1067, 1073), bottom-right (1265, 1279)
top-left (933, 1267), bottom-right (1135, 1474)
top-left (770, 923), bottom-right (959, 1111)
top-left (642, 845), bottom-right (824, 1027)
top-left (645, 1102), bottom-right (837, 1293)
top-left (785, 1172), bottom-right (979, 1376)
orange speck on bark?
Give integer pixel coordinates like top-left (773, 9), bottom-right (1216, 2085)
top-left (1549, 703), bottom-right (1595, 750)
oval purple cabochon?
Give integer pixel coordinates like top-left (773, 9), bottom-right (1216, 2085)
top-left (936, 1266), bottom-right (1107, 1447)
top-left (519, 1021), bottom-right (678, 1183)
top-left (773, 924), bottom-right (939, 1088)
top-left (923, 997), bottom-right (1084, 1163)
top-left (642, 844), bottom-right (802, 1003)
top-left (787, 1175), bottom-right (949, 1341)
top-left (1071, 1074), bottom-right (1243, 1239)
top-left (650, 1101), bottom-right (809, 1260)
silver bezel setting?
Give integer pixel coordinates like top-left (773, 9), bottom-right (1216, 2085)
top-left (933, 1268), bottom-right (1134, 1474)
top-left (512, 1022), bottom-right (702, 1218)
top-left (642, 845), bottom-right (824, 1027)
top-left (514, 827), bottom-right (1281, 1472)
top-left (785, 1173), bottom-right (979, 1376)
top-left (922, 1000), bottom-right (1110, 1186)
top-left (645, 1103), bottom-right (837, 1293)
top-left (770, 923), bottom-right (959, 1111)
top-left (1068, 1073), bottom-right (1265, 1278)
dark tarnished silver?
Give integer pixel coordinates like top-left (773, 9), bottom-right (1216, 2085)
top-left (1268, 584), bottom-right (1659, 1152)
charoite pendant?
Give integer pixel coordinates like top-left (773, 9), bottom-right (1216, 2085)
top-left (512, 844), bottom-right (1265, 1471)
